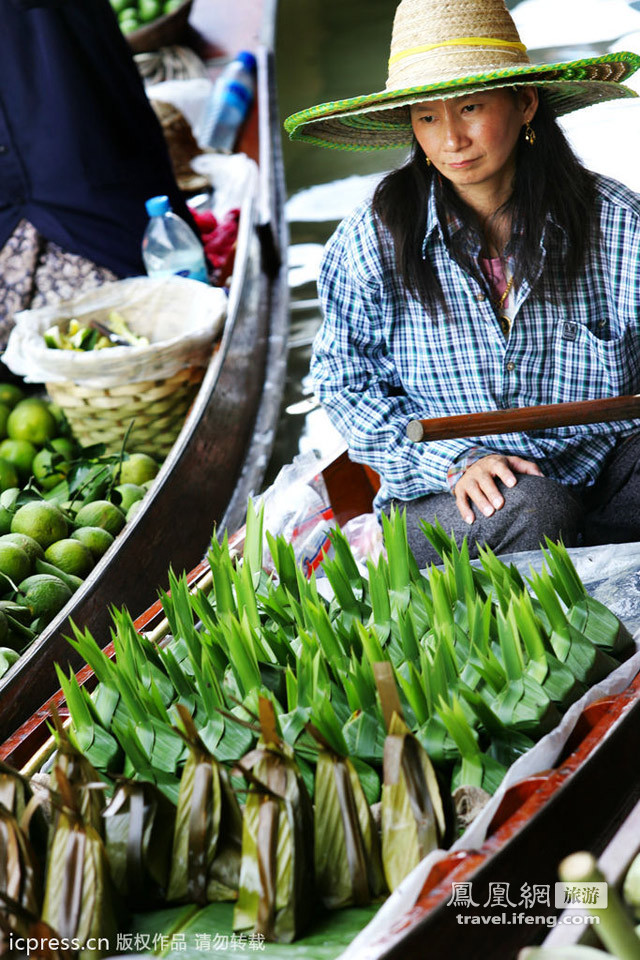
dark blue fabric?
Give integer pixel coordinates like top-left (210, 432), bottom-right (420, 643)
top-left (0, 0), bottom-right (194, 276)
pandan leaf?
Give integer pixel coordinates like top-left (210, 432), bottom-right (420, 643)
top-left (366, 556), bottom-right (392, 644)
top-left (380, 507), bottom-right (411, 613)
top-left (243, 499), bottom-right (264, 589)
top-left (568, 596), bottom-right (634, 658)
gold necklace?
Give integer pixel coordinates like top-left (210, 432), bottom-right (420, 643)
top-left (495, 275), bottom-right (515, 337)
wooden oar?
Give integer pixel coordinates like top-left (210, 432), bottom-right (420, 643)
top-left (406, 395), bottom-right (640, 442)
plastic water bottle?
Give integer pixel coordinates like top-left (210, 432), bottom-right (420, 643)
top-left (200, 51), bottom-right (257, 153)
top-left (142, 196), bottom-right (209, 284)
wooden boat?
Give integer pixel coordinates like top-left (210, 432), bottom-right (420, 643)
top-left (2, 445), bottom-right (640, 960)
top-left (0, 0), bottom-right (289, 744)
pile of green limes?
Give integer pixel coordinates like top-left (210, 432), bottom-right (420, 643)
top-left (110, 0), bottom-right (186, 34)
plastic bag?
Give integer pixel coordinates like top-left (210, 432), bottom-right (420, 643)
top-left (3, 275), bottom-right (226, 388)
top-left (259, 451), bottom-right (337, 578)
top-left (341, 513), bottom-right (385, 565)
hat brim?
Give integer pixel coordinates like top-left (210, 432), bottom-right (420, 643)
top-left (284, 53), bottom-right (640, 150)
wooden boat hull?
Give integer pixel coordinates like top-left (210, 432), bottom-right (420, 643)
top-left (0, 3), bottom-right (289, 744)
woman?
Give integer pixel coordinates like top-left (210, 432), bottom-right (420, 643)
top-left (285, 0), bottom-right (640, 564)
top-left (0, 0), bottom-right (195, 361)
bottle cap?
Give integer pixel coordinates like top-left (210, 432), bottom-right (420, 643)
top-left (236, 50), bottom-right (257, 72)
top-left (145, 195), bottom-right (171, 217)
top-left (227, 81), bottom-right (252, 108)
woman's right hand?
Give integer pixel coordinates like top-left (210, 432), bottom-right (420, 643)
top-left (454, 454), bottom-right (544, 524)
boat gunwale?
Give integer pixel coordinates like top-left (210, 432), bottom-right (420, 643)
top-left (0, 6), bottom-right (289, 744)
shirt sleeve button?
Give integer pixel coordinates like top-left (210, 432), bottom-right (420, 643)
top-left (476, 293), bottom-right (486, 302)
top-left (506, 361), bottom-right (515, 372)
top-left (0, 146), bottom-right (8, 155)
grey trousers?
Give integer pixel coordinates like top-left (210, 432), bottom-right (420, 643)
top-left (391, 433), bottom-right (640, 567)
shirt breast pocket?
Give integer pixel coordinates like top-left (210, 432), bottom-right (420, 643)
top-left (555, 321), bottom-right (640, 398)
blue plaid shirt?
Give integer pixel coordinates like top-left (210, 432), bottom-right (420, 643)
top-left (312, 174), bottom-right (640, 510)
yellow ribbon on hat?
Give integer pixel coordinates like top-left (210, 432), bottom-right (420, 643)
top-left (389, 36), bottom-right (528, 68)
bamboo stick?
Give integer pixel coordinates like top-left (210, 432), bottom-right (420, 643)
top-left (406, 396), bottom-right (640, 443)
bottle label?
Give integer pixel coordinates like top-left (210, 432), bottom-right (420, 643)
top-left (174, 266), bottom-right (209, 284)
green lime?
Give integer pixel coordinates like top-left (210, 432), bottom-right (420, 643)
top-left (0, 439), bottom-right (37, 482)
top-left (18, 573), bottom-right (72, 623)
top-left (32, 448), bottom-right (71, 491)
top-left (0, 458), bottom-right (18, 492)
top-left (11, 501), bottom-right (68, 549)
top-left (44, 539), bottom-right (94, 578)
top-left (126, 500), bottom-right (144, 523)
top-left (119, 452), bottom-right (159, 486)
top-left (7, 399), bottom-right (57, 446)
top-left (0, 543), bottom-right (31, 591)
top-left (138, 0), bottom-right (160, 21)
top-left (74, 500), bottom-right (126, 536)
top-left (0, 507), bottom-right (12, 536)
top-left (0, 384), bottom-right (24, 409)
top-left (0, 404), bottom-right (11, 440)
top-left (114, 483), bottom-right (145, 513)
top-left (119, 12), bottom-right (140, 30)
top-left (0, 488), bottom-right (20, 511)
top-left (71, 526), bottom-right (114, 560)
top-left (0, 533), bottom-right (44, 565)
top-left (51, 437), bottom-right (75, 459)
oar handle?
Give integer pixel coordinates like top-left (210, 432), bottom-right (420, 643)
top-left (406, 395), bottom-right (640, 442)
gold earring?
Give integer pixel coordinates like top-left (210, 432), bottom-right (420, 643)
top-left (425, 155), bottom-right (432, 166)
top-left (524, 121), bottom-right (536, 147)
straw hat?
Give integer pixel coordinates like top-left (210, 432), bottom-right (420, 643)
top-left (284, 0), bottom-right (640, 150)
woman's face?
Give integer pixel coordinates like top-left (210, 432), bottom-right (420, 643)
top-left (410, 87), bottom-right (538, 207)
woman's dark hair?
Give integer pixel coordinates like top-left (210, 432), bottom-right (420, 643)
top-left (371, 89), bottom-right (598, 311)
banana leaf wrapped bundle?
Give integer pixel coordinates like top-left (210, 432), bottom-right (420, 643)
top-left (166, 706), bottom-right (242, 905)
top-left (376, 664), bottom-right (447, 892)
top-left (0, 761), bottom-right (48, 859)
top-left (103, 779), bottom-right (176, 907)
top-left (234, 699), bottom-right (314, 943)
top-left (381, 711), bottom-right (447, 890)
top-left (41, 768), bottom-right (118, 960)
top-left (48, 708), bottom-right (106, 837)
top-left (0, 802), bottom-right (41, 948)
top-left (308, 710), bottom-right (385, 909)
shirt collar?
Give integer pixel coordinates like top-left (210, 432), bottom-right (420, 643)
top-left (422, 179), bottom-right (469, 260)
top-left (421, 177), bottom-right (567, 260)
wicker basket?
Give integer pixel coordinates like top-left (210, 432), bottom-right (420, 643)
top-left (46, 364), bottom-right (204, 459)
top-left (126, 0), bottom-right (193, 54)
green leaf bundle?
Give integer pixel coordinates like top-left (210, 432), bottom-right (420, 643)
top-left (103, 779), bottom-right (176, 906)
top-left (166, 707), bottom-right (242, 905)
top-left (41, 768), bottom-right (118, 960)
top-left (381, 712), bottom-right (447, 892)
top-left (308, 718), bottom-right (385, 909)
top-left (0, 801), bottom-right (41, 943)
top-left (234, 699), bottom-right (314, 943)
